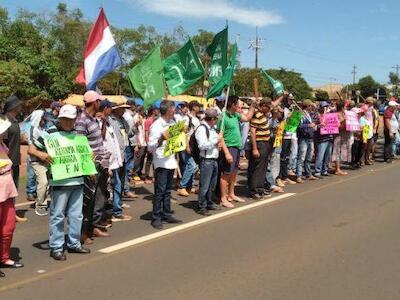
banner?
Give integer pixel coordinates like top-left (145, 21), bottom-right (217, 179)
top-left (45, 133), bottom-right (97, 181)
top-left (206, 27), bottom-right (228, 86)
top-left (206, 43), bottom-right (237, 99)
top-left (273, 121), bottom-right (286, 148)
top-left (320, 113), bottom-right (340, 135)
top-left (164, 121), bottom-right (187, 157)
top-left (128, 46), bottom-right (165, 109)
top-left (345, 111), bottom-right (360, 132)
top-left (284, 111), bottom-right (303, 133)
top-left (163, 39), bottom-right (204, 96)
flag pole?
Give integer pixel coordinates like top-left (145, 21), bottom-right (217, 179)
top-left (219, 86), bottom-right (231, 133)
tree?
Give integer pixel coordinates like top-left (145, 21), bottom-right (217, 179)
top-left (314, 90), bottom-right (329, 101)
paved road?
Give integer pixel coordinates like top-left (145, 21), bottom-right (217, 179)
top-left (1, 158), bottom-right (400, 299)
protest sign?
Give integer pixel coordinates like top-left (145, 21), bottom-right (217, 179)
top-left (274, 121), bottom-right (286, 148)
top-left (45, 133), bottom-right (97, 181)
top-left (284, 111), bottom-right (303, 133)
top-left (345, 111), bottom-right (360, 132)
top-left (362, 125), bottom-right (371, 143)
top-left (320, 113), bottom-right (340, 135)
top-left (164, 121), bottom-right (187, 157)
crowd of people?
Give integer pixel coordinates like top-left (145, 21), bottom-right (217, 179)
top-left (0, 89), bottom-right (398, 277)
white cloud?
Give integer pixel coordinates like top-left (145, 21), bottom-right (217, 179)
top-left (131, 0), bottom-right (283, 27)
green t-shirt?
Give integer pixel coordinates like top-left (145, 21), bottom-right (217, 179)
top-left (217, 112), bottom-right (242, 148)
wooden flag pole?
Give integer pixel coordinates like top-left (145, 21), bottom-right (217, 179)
top-left (219, 85), bottom-right (231, 133)
top-left (253, 78), bottom-right (260, 102)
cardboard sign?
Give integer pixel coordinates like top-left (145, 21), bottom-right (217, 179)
top-left (345, 111), bottom-right (360, 132)
top-left (320, 113), bottom-right (339, 135)
top-left (363, 125), bottom-right (371, 143)
top-left (163, 121), bottom-right (186, 156)
top-left (284, 111), bottom-right (303, 133)
top-left (45, 133), bottom-right (97, 181)
top-left (273, 121), bottom-right (286, 148)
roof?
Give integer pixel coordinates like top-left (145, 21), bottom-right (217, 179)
top-left (312, 84), bottom-right (345, 100)
top-left (63, 94), bottom-right (128, 106)
top-left (63, 94), bottom-right (214, 108)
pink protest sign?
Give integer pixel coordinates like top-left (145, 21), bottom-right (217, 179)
top-left (320, 113), bottom-right (339, 135)
top-left (345, 111), bottom-right (360, 132)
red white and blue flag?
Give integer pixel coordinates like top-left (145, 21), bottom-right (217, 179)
top-left (76, 8), bottom-right (121, 90)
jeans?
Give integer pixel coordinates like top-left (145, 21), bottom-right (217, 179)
top-left (279, 139), bottom-right (292, 180)
top-left (26, 159), bottom-right (37, 197)
top-left (153, 168), bottom-right (174, 221)
top-left (288, 138), bottom-right (298, 171)
top-left (179, 151), bottom-right (198, 189)
top-left (49, 185), bottom-right (83, 252)
top-left (124, 146), bottom-right (134, 194)
top-left (266, 148), bottom-right (281, 189)
top-left (384, 129), bottom-right (393, 161)
top-left (392, 133), bottom-right (399, 156)
top-left (133, 146), bottom-right (146, 177)
top-left (31, 161), bottom-right (49, 208)
top-left (296, 138), bottom-right (314, 178)
top-left (315, 141), bottom-right (333, 175)
top-left (112, 168), bottom-right (124, 217)
top-left (248, 141), bottom-right (271, 195)
top-left (198, 159), bottom-right (218, 210)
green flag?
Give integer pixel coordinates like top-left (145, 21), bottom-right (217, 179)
top-left (206, 43), bottom-right (237, 99)
top-left (163, 39), bottom-right (205, 96)
top-left (206, 27), bottom-right (228, 86)
top-left (261, 70), bottom-right (284, 96)
top-left (128, 46), bottom-right (165, 109)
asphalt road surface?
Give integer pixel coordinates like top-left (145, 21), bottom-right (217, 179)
top-left (1, 159), bottom-right (400, 299)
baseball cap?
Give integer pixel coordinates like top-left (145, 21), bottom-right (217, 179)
top-left (389, 100), bottom-right (399, 107)
top-left (58, 104), bottom-right (77, 119)
top-left (319, 101), bottom-right (330, 108)
top-left (50, 101), bottom-right (63, 110)
top-left (99, 100), bottom-right (114, 111)
top-left (205, 108), bottom-right (218, 119)
top-left (351, 107), bottom-right (362, 114)
top-left (215, 95), bottom-right (225, 102)
top-left (83, 90), bottom-right (105, 104)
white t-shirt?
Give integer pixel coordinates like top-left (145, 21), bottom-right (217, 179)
top-left (148, 117), bottom-right (178, 170)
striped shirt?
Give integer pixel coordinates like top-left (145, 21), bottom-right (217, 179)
top-left (250, 109), bottom-right (271, 141)
top-left (75, 110), bottom-right (110, 168)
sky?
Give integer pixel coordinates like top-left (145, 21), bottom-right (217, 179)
top-left (2, 0), bottom-right (400, 87)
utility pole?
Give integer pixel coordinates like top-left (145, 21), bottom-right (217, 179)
top-left (351, 64), bottom-right (357, 85)
top-left (249, 27), bottom-right (265, 69)
top-left (392, 64), bottom-right (399, 92)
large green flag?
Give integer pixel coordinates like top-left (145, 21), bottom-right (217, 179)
top-left (128, 46), bottom-right (165, 109)
top-left (206, 43), bottom-right (237, 99)
top-left (261, 70), bottom-right (284, 96)
top-left (206, 27), bottom-right (228, 86)
top-left (163, 39), bottom-right (204, 96)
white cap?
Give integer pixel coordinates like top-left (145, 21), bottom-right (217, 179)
top-left (351, 107), bottom-right (361, 114)
top-left (389, 100), bottom-right (399, 107)
top-left (0, 117), bottom-right (11, 135)
top-left (58, 104), bottom-right (77, 119)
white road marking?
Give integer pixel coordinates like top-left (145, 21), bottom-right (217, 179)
top-left (99, 193), bottom-right (296, 254)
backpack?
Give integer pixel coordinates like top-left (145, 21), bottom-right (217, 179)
top-left (189, 124), bottom-right (210, 165)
